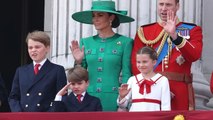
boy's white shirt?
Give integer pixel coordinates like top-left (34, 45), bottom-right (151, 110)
top-left (33, 58), bottom-right (47, 70)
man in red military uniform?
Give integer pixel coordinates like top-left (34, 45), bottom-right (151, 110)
top-left (131, 0), bottom-right (203, 110)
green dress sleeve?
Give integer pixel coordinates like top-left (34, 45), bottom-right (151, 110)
top-left (121, 38), bottom-right (133, 83)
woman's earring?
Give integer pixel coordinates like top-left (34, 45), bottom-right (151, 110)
top-left (110, 21), bottom-right (112, 26)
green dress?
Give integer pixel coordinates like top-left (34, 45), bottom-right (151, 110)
top-left (80, 33), bottom-right (132, 111)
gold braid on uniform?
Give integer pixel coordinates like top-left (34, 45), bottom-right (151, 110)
top-left (156, 32), bottom-right (168, 57)
top-left (137, 27), bottom-right (168, 57)
top-left (176, 33), bottom-right (187, 49)
top-left (137, 27), bottom-right (165, 45)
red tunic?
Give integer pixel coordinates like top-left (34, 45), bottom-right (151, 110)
top-left (131, 22), bottom-right (203, 110)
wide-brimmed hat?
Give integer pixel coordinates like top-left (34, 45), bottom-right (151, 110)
top-left (72, 0), bottom-right (134, 24)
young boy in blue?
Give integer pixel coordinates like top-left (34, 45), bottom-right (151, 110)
top-left (51, 66), bottom-right (102, 112)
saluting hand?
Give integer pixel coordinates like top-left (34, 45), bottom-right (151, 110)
top-left (57, 82), bottom-right (72, 96)
top-left (161, 10), bottom-right (178, 40)
top-left (70, 40), bottom-right (85, 64)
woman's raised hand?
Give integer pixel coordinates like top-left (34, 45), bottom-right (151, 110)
top-left (70, 40), bottom-right (85, 64)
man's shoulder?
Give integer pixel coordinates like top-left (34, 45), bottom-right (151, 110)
top-left (138, 23), bottom-right (159, 31)
top-left (181, 22), bottom-right (197, 27)
top-left (178, 22), bottom-right (199, 31)
top-left (140, 22), bottom-right (157, 28)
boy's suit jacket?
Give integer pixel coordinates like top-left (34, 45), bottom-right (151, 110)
top-left (8, 59), bottom-right (67, 112)
top-left (51, 92), bottom-right (102, 112)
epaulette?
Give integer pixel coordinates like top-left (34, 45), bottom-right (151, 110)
top-left (176, 22), bottom-right (197, 39)
top-left (182, 22), bottom-right (197, 27)
top-left (140, 23), bottom-right (156, 27)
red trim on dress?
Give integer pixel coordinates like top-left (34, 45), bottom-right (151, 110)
top-left (132, 98), bottom-right (161, 104)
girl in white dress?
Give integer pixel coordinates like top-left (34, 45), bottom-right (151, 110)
top-left (118, 46), bottom-right (171, 112)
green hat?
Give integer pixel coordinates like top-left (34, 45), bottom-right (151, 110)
top-left (72, 0), bottom-right (134, 24)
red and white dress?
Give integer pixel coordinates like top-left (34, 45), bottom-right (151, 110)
top-left (118, 73), bottom-right (171, 112)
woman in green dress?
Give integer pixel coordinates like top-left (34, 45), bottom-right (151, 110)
top-left (70, 0), bottom-right (134, 111)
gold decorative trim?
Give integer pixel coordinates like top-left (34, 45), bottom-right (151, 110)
top-left (137, 27), bottom-right (168, 57)
top-left (156, 32), bottom-right (168, 57)
top-left (176, 38), bottom-right (186, 49)
top-left (137, 27), bottom-right (165, 46)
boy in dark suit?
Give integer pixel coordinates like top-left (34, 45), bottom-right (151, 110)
top-left (51, 66), bottom-right (102, 112)
top-left (8, 31), bottom-right (67, 112)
